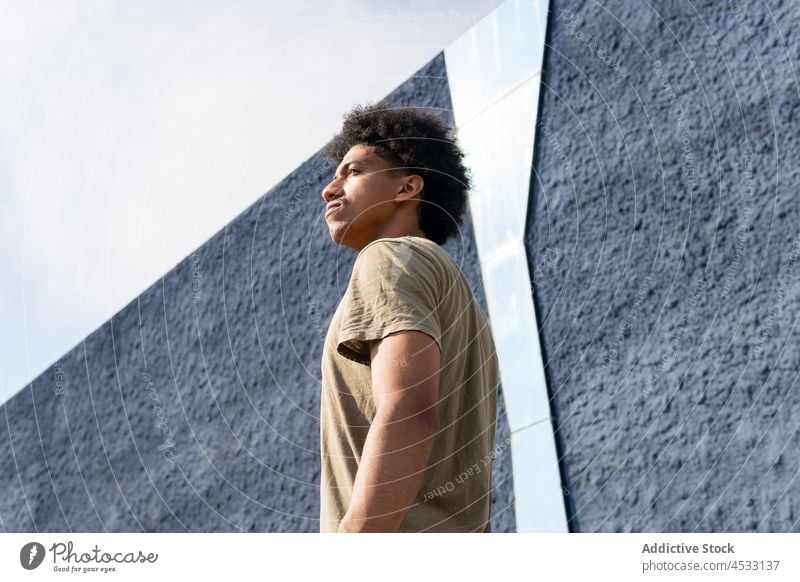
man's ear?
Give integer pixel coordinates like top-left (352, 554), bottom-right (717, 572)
top-left (395, 174), bottom-right (424, 202)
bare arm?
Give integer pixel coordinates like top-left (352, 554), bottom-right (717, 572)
top-left (338, 330), bottom-right (441, 532)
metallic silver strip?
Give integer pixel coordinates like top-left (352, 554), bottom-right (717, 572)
top-left (445, 0), bottom-right (568, 532)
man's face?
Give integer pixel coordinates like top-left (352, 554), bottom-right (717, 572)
top-left (321, 144), bottom-right (407, 251)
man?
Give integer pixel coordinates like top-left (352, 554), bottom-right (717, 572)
top-left (319, 101), bottom-right (500, 533)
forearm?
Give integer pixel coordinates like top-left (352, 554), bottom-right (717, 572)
top-left (339, 408), bottom-right (438, 532)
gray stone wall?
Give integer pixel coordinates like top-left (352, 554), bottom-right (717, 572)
top-left (529, 0), bottom-right (799, 531)
top-left (0, 53), bottom-right (516, 533)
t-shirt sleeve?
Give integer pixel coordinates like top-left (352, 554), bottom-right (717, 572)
top-left (337, 240), bottom-right (443, 365)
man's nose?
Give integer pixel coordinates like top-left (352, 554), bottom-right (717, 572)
top-left (321, 178), bottom-right (343, 203)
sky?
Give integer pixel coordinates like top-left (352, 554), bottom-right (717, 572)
top-left (0, 0), bottom-right (502, 405)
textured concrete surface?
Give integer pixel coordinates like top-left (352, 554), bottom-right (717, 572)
top-left (0, 53), bottom-right (516, 532)
top-left (529, 0), bottom-right (800, 531)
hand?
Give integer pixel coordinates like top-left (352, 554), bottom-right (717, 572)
top-left (337, 515), bottom-right (398, 533)
top-left (337, 518), bottom-right (359, 533)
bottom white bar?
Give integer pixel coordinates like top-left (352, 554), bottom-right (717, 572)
top-left (2, 533), bottom-right (797, 581)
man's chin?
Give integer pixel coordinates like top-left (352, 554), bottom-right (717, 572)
top-left (327, 225), bottom-right (348, 246)
top-left (328, 227), bottom-right (363, 251)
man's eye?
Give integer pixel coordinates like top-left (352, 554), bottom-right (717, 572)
top-left (349, 168), bottom-right (359, 175)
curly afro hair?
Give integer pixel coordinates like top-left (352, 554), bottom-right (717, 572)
top-left (324, 101), bottom-right (471, 246)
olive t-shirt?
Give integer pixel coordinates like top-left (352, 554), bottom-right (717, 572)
top-left (319, 236), bottom-right (499, 532)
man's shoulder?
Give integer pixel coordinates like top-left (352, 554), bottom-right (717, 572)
top-left (357, 235), bottom-right (435, 253)
top-left (347, 236), bottom-right (460, 301)
top-left (356, 236), bottom-right (452, 269)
